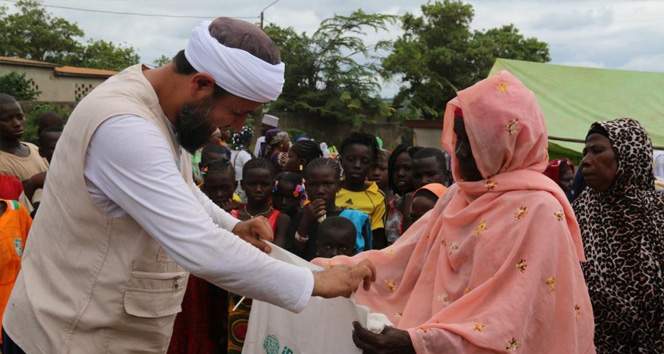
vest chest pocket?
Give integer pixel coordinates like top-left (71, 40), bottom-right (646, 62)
top-left (123, 263), bottom-right (189, 318)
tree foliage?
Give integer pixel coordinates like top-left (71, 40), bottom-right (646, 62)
top-left (152, 55), bottom-right (172, 67)
top-left (64, 39), bottom-right (140, 71)
top-left (0, 0), bottom-right (139, 70)
top-left (382, 0), bottom-right (550, 119)
top-left (0, 72), bottom-right (40, 100)
top-left (265, 10), bottom-right (396, 125)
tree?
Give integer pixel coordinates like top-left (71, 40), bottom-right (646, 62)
top-left (152, 55), bottom-right (172, 67)
top-left (0, 0), bottom-right (83, 63)
top-left (0, 72), bottom-right (40, 100)
top-left (382, 0), bottom-right (550, 120)
top-left (264, 10), bottom-right (396, 126)
top-left (0, 0), bottom-right (140, 70)
top-left (65, 39), bottom-right (140, 70)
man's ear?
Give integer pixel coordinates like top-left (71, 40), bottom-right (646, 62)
top-left (190, 73), bottom-right (216, 100)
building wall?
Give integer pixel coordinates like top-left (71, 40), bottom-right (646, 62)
top-left (0, 64), bottom-right (105, 102)
top-left (258, 112), bottom-right (412, 150)
top-left (413, 127), bottom-right (443, 149)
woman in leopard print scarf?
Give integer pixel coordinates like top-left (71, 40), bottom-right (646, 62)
top-left (573, 118), bottom-right (664, 353)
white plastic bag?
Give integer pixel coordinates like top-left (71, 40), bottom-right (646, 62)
top-left (242, 245), bottom-right (391, 354)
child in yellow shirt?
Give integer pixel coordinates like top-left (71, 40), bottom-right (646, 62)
top-left (336, 133), bottom-right (386, 249)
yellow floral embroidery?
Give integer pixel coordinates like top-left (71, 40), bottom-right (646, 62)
top-left (506, 337), bottom-right (520, 351)
top-left (506, 119), bottom-right (519, 135)
top-left (485, 179), bottom-right (497, 191)
top-left (516, 259), bottom-right (528, 273)
top-left (554, 210), bottom-right (564, 221)
top-left (473, 220), bottom-right (488, 237)
top-left (448, 242), bottom-right (460, 254)
top-left (514, 206), bottom-right (528, 220)
top-left (545, 276), bottom-right (557, 292)
top-left (437, 293), bottom-right (450, 306)
top-left (385, 279), bottom-right (397, 292)
top-left (497, 82), bottom-right (509, 93)
top-left (473, 322), bottom-right (486, 332)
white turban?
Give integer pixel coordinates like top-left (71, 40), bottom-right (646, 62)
top-left (185, 21), bottom-right (285, 103)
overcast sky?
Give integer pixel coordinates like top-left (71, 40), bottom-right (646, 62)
top-left (5, 0), bottom-right (664, 96)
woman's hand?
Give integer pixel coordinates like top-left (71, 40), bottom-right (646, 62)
top-left (352, 322), bottom-right (416, 354)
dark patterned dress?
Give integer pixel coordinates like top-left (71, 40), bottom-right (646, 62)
top-left (573, 118), bottom-right (664, 353)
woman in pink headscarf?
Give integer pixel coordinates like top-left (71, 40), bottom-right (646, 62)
top-left (316, 71), bottom-right (595, 353)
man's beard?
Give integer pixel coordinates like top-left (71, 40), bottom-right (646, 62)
top-left (174, 99), bottom-right (216, 154)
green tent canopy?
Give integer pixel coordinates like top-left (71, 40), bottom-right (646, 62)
top-left (489, 59), bottom-right (664, 162)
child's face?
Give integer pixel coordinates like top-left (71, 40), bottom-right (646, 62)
top-left (305, 166), bottom-right (339, 203)
top-left (410, 194), bottom-right (437, 224)
top-left (413, 156), bottom-right (447, 189)
top-left (283, 148), bottom-right (301, 172)
top-left (38, 131), bottom-right (61, 163)
top-left (316, 228), bottom-right (355, 258)
top-left (560, 167), bottom-right (575, 193)
top-left (202, 171), bottom-right (237, 208)
top-left (393, 151), bottom-right (414, 194)
top-left (370, 154), bottom-right (389, 190)
top-left (273, 180), bottom-right (299, 215)
top-left (242, 168), bottom-right (273, 204)
top-left (0, 101), bottom-right (25, 140)
top-left (341, 144), bottom-right (373, 185)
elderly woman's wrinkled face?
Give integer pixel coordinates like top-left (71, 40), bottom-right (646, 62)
top-left (581, 133), bottom-right (618, 193)
top-left (453, 116), bottom-right (483, 182)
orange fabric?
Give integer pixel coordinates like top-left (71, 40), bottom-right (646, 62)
top-left (415, 183), bottom-right (447, 199)
top-left (0, 200), bottom-right (32, 342)
top-left (316, 71), bottom-right (594, 353)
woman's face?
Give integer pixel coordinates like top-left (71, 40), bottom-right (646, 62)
top-left (453, 117), bottom-right (483, 182)
top-left (581, 133), bottom-right (618, 193)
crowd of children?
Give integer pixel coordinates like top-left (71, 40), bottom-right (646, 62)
top-left (164, 128), bottom-right (454, 353)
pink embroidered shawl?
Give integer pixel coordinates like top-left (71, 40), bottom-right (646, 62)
top-left (316, 71), bottom-right (596, 353)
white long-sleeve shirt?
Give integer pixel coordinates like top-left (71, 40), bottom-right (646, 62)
top-left (84, 115), bottom-right (313, 313)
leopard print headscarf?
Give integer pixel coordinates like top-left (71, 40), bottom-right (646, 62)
top-left (573, 118), bottom-right (664, 353)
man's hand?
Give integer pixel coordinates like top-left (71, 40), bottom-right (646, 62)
top-left (312, 260), bottom-right (376, 298)
top-left (232, 216), bottom-right (274, 253)
top-left (352, 322), bottom-right (416, 354)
